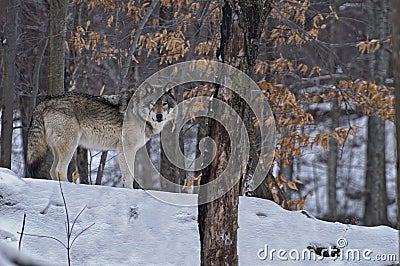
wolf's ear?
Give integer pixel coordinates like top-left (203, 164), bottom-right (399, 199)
top-left (163, 82), bottom-right (176, 99)
top-left (164, 82), bottom-right (174, 92)
top-left (137, 82), bottom-right (155, 97)
top-left (145, 82), bottom-right (156, 94)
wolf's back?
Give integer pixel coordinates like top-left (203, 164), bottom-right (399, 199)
top-left (27, 102), bottom-right (48, 178)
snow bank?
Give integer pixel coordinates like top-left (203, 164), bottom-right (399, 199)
top-left (0, 168), bottom-right (398, 265)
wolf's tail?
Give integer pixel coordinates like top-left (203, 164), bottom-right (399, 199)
top-left (27, 104), bottom-right (47, 178)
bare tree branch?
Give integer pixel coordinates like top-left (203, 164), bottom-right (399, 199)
top-left (119, 0), bottom-right (158, 89)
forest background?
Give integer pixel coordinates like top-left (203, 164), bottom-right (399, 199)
top-left (0, 0), bottom-right (397, 229)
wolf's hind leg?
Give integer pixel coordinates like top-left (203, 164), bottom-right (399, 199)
top-left (50, 147), bottom-right (59, 180)
top-left (51, 134), bottom-right (79, 182)
top-left (53, 145), bottom-right (75, 181)
top-left (46, 116), bottom-right (80, 182)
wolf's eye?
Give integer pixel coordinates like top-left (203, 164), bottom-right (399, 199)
top-left (163, 102), bottom-right (168, 106)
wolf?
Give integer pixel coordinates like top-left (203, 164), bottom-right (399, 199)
top-left (27, 85), bottom-right (176, 188)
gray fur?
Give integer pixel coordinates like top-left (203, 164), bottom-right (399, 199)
top-left (27, 88), bottom-right (176, 188)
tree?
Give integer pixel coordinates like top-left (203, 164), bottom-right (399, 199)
top-left (48, 0), bottom-right (68, 95)
top-left (32, 0), bottom-right (68, 179)
top-left (326, 98), bottom-right (339, 220)
top-left (158, 2), bottom-right (184, 191)
top-left (0, 0), bottom-right (19, 168)
top-left (363, 0), bottom-right (389, 226)
top-left (390, 0), bottom-right (400, 259)
top-left (198, 1), bottom-right (271, 264)
top-left (326, 4), bottom-right (340, 220)
top-left (66, 2), bottom-right (90, 184)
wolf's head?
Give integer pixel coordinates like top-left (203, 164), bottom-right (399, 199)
top-left (135, 83), bottom-right (176, 127)
top-left (148, 94), bottom-right (176, 123)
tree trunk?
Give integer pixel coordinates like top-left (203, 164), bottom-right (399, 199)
top-left (0, 0), bottom-right (19, 169)
top-left (22, 37), bottom-right (48, 177)
top-left (33, 0), bottom-right (68, 179)
top-left (77, 53), bottom-right (89, 184)
top-left (158, 3), bottom-right (185, 192)
top-left (363, 0), bottom-right (389, 226)
top-left (326, 5), bottom-right (340, 221)
top-left (198, 90), bottom-right (239, 265)
top-left (280, 128), bottom-right (293, 201)
top-left (198, 1), bottom-right (271, 265)
top-left (67, 2), bottom-right (89, 184)
top-left (160, 118), bottom-right (185, 191)
top-left (95, 151), bottom-right (107, 185)
top-left (48, 0), bottom-right (67, 95)
top-left (390, 0), bottom-right (400, 259)
top-left (327, 98), bottom-right (339, 220)
top-left (76, 147), bottom-right (89, 184)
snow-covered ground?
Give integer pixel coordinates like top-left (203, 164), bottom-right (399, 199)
top-left (0, 168), bottom-right (398, 265)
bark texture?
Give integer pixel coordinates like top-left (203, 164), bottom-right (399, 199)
top-left (48, 0), bottom-right (67, 95)
top-left (390, 0), bottom-right (400, 259)
top-left (363, 0), bottom-right (389, 226)
top-left (0, 0), bottom-right (19, 168)
top-left (198, 1), bottom-right (271, 265)
top-left (33, 0), bottom-right (68, 179)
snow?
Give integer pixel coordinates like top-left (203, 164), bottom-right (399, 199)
top-left (0, 169), bottom-right (398, 265)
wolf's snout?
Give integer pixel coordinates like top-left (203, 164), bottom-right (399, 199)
top-left (156, 114), bottom-right (163, 122)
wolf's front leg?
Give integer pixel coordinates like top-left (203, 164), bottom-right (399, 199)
top-left (118, 151), bottom-right (135, 189)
